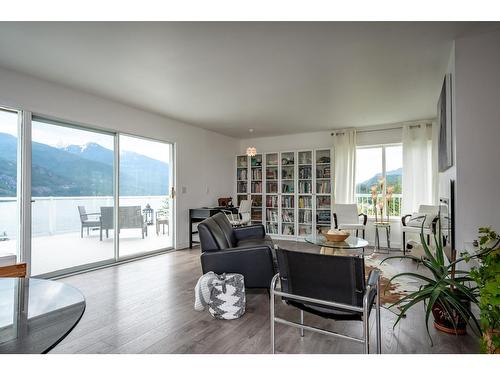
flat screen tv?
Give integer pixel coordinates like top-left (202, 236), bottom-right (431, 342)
top-left (439, 179), bottom-right (455, 263)
top-left (438, 73), bottom-right (453, 172)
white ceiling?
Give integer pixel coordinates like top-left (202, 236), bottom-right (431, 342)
top-left (0, 22), bottom-right (498, 138)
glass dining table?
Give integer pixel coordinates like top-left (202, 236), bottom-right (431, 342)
top-left (305, 234), bottom-right (369, 256)
top-left (0, 278), bottom-right (86, 353)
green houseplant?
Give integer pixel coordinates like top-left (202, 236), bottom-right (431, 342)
top-left (381, 221), bottom-right (481, 343)
top-left (464, 227), bottom-right (500, 354)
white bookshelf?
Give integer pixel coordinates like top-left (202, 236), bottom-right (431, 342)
top-left (265, 152), bottom-right (279, 234)
top-left (235, 148), bottom-right (334, 240)
top-left (315, 149), bottom-right (333, 234)
top-left (249, 154), bottom-right (263, 224)
top-left (236, 155), bottom-right (248, 206)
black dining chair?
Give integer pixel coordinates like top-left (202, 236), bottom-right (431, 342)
top-left (271, 248), bottom-right (381, 354)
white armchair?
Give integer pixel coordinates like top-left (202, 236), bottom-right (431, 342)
top-left (401, 204), bottom-right (439, 253)
top-left (333, 204), bottom-right (367, 238)
top-left (223, 199), bottom-right (252, 227)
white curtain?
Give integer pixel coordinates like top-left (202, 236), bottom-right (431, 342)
top-left (402, 123), bottom-right (438, 214)
top-left (333, 129), bottom-right (356, 204)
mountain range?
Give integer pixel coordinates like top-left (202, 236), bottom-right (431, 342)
top-left (356, 168), bottom-right (402, 194)
top-left (0, 133), bottom-right (169, 197)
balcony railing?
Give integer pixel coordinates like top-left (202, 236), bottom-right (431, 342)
top-left (355, 193), bottom-right (402, 218)
top-left (0, 196), bottom-right (169, 239)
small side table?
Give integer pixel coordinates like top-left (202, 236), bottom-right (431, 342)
top-left (374, 222), bottom-right (391, 253)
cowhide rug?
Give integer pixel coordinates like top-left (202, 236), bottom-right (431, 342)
top-left (326, 248), bottom-right (420, 307)
top-left (364, 253), bottom-right (419, 307)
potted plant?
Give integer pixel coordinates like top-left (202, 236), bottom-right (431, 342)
top-left (464, 227), bottom-right (500, 354)
top-left (381, 221), bottom-right (481, 343)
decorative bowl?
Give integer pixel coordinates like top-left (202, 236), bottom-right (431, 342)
top-left (324, 230), bottom-right (350, 242)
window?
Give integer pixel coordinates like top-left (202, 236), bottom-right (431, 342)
top-left (355, 145), bottom-right (402, 217)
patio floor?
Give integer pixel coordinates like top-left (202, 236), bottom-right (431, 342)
top-left (0, 226), bottom-right (172, 276)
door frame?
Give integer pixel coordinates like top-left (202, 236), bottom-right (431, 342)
top-left (115, 132), bottom-right (176, 262)
top-left (6, 109), bottom-right (176, 278)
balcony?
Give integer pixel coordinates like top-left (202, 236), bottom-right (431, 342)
top-left (355, 193), bottom-right (402, 217)
top-left (0, 196), bottom-right (172, 276)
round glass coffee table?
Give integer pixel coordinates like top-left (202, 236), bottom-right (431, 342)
top-left (305, 234), bottom-right (369, 256)
top-left (0, 278), bottom-right (86, 353)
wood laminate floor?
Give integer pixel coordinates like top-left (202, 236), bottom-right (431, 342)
top-left (51, 241), bottom-right (479, 354)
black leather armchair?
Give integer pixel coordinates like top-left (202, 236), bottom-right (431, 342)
top-left (198, 213), bottom-right (275, 289)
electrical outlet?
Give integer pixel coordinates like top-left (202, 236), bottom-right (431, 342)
top-left (182, 186), bottom-right (187, 194)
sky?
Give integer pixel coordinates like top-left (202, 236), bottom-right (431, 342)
top-left (0, 110), bottom-right (170, 164)
top-left (355, 145), bottom-right (402, 184)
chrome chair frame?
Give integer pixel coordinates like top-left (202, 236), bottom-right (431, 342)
top-left (270, 272), bottom-right (381, 354)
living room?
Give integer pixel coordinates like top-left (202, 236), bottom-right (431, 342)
top-left (0, 1), bottom-right (499, 373)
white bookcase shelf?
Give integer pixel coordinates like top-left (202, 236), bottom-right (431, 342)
top-left (235, 148), bottom-right (334, 240)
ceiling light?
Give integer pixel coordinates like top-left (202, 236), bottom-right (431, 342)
top-left (246, 129), bottom-right (256, 156)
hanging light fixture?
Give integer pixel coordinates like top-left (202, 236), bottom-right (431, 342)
top-left (246, 146), bottom-right (257, 157)
top-left (246, 128), bottom-right (257, 156)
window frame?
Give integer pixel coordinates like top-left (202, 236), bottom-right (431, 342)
top-left (355, 142), bottom-right (403, 218)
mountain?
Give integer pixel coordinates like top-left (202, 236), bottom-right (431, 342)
top-left (63, 142), bottom-right (169, 196)
top-left (356, 168), bottom-right (402, 194)
top-left (64, 143), bottom-right (113, 165)
top-left (0, 133), bottom-right (169, 197)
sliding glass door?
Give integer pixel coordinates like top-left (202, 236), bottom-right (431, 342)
top-left (118, 134), bottom-right (173, 258)
top-left (0, 109), bottom-right (19, 259)
top-left (2, 110), bottom-right (175, 276)
top-left (30, 118), bottom-right (115, 276)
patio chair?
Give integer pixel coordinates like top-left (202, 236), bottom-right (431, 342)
top-left (78, 206), bottom-right (101, 238)
top-left (222, 199), bottom-right (252, 226)
top-left (156, 209), bottom-right (169, 235)
top-left (99, 206), bottom-right (148, 241)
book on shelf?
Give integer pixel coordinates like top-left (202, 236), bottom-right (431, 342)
top-left (237, 181), bottom-right (247, 193)
top-left (316, 181), bottom-right (331, 194)
top-left (251, 168), bottom-right (262, 180)
top-left (282, 183), bottom-right (294, 194)
top-left (251, 181), bottom-right (262, 193)
top-left (266, 168), bottom-right (278, 179)
top-left (237, 168), bottom-right (247, 180)
top-left (298, 181), bottom-right (312, 194)
top-left (266, 182), bottom-right (278, 193)
top-left (266, 209), bottom-right (279, 222)
top-left (316, 165), bottom-right (331, 179)
top-left (299, 210), bottom-right (313, 224)
top-left (282, 210), bottom-right (294, 223)
top-left (266, 195), bottom-right (278, 208)
top-left (316, 195), bottom-right (331, 208)
top-left (282, 195), bottom-right (294, 208)
top-left (298, 166), bottom-right (312, 179)
top-left (298, 196), bottom-right (312, 208)
top-left (317, 210), bottom-right (331, 223)
top-left (266, 223), bottom-right (278, 234)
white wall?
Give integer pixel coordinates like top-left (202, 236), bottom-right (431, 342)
top-left (0, 66), bottom-right (238, 249)
top-left (452, 29), bottom-right (500, 249)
